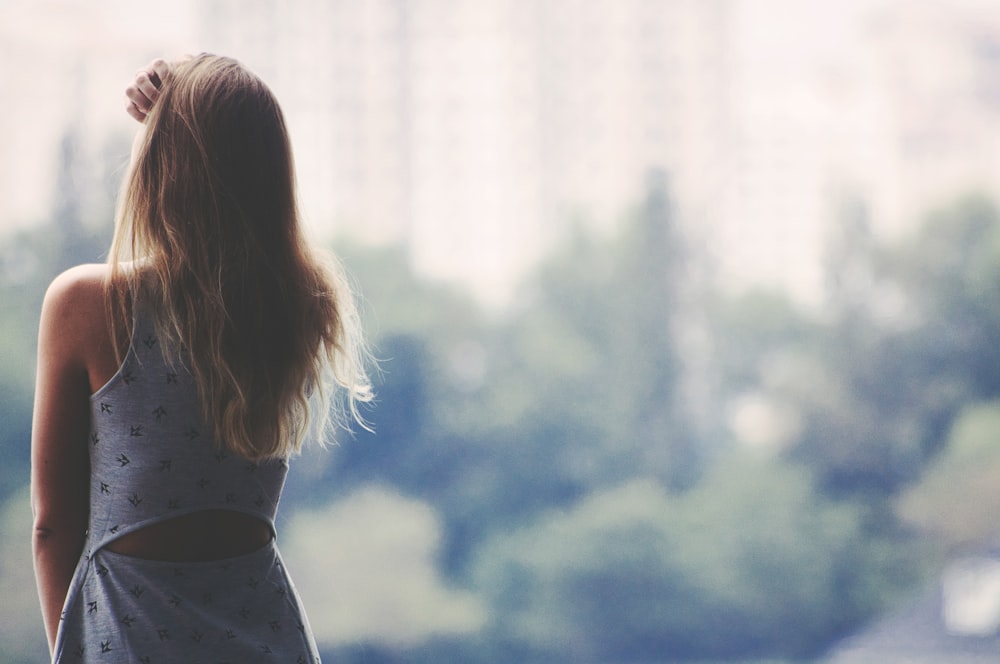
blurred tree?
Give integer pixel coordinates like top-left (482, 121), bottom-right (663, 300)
top-left (297, 175), bottom-right (698, 576)
top-left (787, 195), bottom-right (1000, 499)
top-left (608, 170), bottom-right (697, 489)
top-left (240, 188), bottom-right (1000, 662)
top-left (470, 454), bottom-right (918, 662)
top-left (480, 171), bottom-right (696, 491)
top-left (0, 125), bottom-right (119, 657)
top-left (280, 241), bottom-right (502, 571)
top-left (706, 288), bottom-right (814, 397)
top-left (897, 400), bottom-right (1000, 549)
top-left (887, 195), bottom-right (1000, 398)
top-left (0, 126), bottom-right (113, 499)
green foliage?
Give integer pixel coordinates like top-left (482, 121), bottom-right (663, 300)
top-left (0, 218), bottom-right (111, 502)
top-left (706, 288), bottom-right (816, 396)
top-left (785, 196), bottom-right (1000, 499)
top-left (4, 141), bottom-right (998, 661)
top-left (898, 401), bottom-right (1000, 549)
top-left (298, 179), bottom-right (956, 660)
top-left (887, 195), bottom-right (1000, 396)
top-left (311, 177), bottom-right (698, 574)
top-left (490, 173), bottom-right (697, 490)
top-left (0, 126), bottom-right (116, 500)
top-left (470, 454), bottom-right (917, 662)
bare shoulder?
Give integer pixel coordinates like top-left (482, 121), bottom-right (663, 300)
top-left (43, 263), bottom-right (109, 306)
top-left (38, 264), bottom-right (127, 394)
top-left (41, 263), bottom-right (110, 322)
top-left (39, 264), bottom-right (111, 357)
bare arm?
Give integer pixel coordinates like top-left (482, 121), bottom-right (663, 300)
top-left (30, 267), bottom-right (104, 654)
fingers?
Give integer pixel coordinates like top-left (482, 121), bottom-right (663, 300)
top-left (125, 58), bottom-right (170, 123)
top-left (124, 73), bottom-right (158, 122)
top-left (125, 98), bottom-right (146, 122)
top-left (148, 58), bottom-right (170, 88)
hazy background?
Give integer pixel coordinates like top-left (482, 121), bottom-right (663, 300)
top-left (3, 0), bottom-right (1000, 662)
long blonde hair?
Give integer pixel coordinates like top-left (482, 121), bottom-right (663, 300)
top-left (108, 54), bottom-right (372, 460)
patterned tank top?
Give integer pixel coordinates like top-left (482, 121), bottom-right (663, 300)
top-left (85, 301), bottom-right (288, 556)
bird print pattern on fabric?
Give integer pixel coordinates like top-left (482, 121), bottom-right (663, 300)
top-left (52, 302), bottom-right (321, 663)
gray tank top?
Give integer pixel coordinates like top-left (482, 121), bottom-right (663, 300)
top-left (85, 301), bottom-right (288, 556)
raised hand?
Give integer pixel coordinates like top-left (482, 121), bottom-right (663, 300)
top-left (125, 59), bottom-right (171, 122)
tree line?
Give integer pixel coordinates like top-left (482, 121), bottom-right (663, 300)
top-left (2, 158), bottom-right (999, 661)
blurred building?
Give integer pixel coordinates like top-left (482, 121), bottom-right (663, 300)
top-left (196, 0), bottom-right (1000, 305)
top-left (871, 1), bottom-right (1000, 234)
top-left (198, 0), bottom-right (731, 303)
top-left (2, 0), bottom-right (1000, 304)
top-left (0, 0), bottom-right (199, 230)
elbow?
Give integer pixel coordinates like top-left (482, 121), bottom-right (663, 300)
top-left (32, 520), bottom-right (87, 567)
top-left (30, 487), bottom-right (89, 551)
top-left (33, 522), bottom-right (55, 544)
top-left (32, 514), bottom-right (87, 551)
top-left (32, 520), bottom-right (59, 552)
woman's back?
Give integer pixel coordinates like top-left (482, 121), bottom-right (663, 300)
top-left (44, 263), bottom-right (280, 561)
top-left (33, 55), bottom-right (370, 662)
top-left (43, 265), bottom-right (317, 663)
top-left (87, 275), bottom-right (286, 559)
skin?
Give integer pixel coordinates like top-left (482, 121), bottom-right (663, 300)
top-left (125, 58), bottom-right (170, 122)
top-left (31, 62), bottom-right (271, 656)
top-left (31, 264), bottom-right (115, 654)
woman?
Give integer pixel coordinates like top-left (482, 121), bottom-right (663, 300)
top-left (31, 54), bottom-right (372, 662)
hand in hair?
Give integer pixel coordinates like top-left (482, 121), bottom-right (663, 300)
top-left (125, 59), bottom-right (171, 122)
